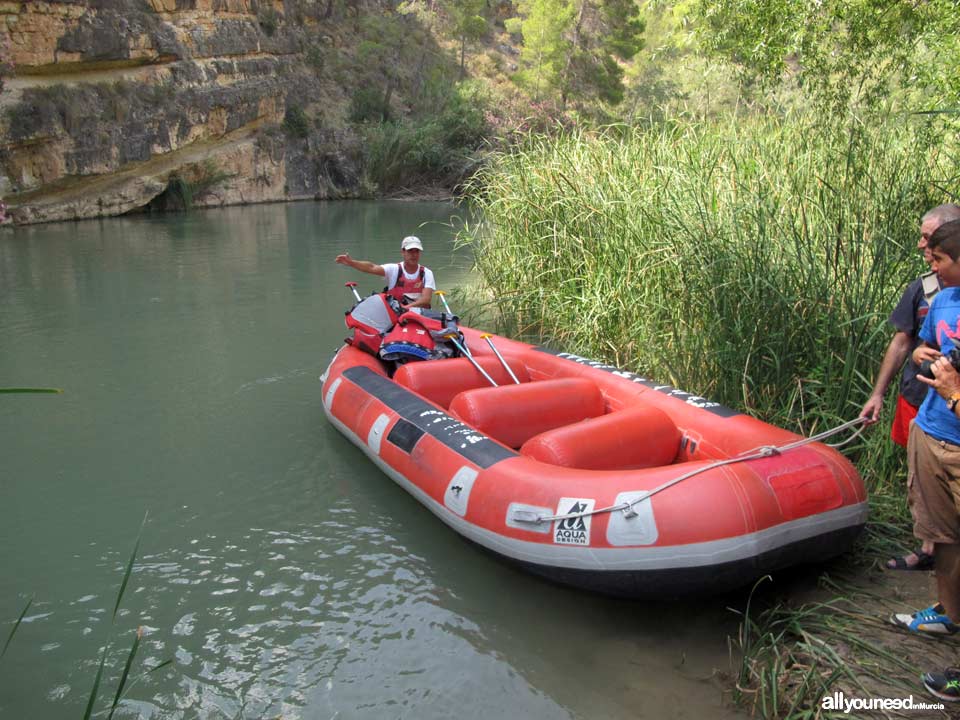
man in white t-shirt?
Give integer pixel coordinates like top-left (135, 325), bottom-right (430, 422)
top-left (336, 235), bottom-right (436, 309)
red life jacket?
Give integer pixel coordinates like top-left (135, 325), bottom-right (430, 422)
top-left (386, 263), bottom-right (427, 303)
top-left (379, 311), bottom-right (462, 363)
top-left (344, 293), bottom-right (401, 356)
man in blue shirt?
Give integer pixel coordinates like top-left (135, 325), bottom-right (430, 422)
top-left (891, 220), bottom-right (960, 701)
top-left (861, 204), bottom-right (960, 571)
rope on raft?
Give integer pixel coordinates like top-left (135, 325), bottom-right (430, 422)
top-left (512, 416), bottom-right (870, 525)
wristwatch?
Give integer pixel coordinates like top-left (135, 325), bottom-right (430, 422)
top-left (949, 393), bottom-right (960, 412)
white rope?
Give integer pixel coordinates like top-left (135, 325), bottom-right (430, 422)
top-left (522, 416), bottom-right (869, 525)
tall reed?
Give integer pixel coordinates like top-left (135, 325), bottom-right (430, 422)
top-left (462, 116), bottom-right (958, 495)
top-left (462, 115), bottom-right (960, 716)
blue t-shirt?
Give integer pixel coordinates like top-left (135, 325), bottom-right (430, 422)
top-left (916, 286), bottom-right (960, 445)
top-left (890, 275), bottom-right (939, 407)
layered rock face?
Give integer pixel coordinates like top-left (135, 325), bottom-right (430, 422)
top-left (0, 0), bottom-right (363, 224)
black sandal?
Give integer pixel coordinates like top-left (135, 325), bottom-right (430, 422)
top-left (886, 549), bottom-right (935, 571)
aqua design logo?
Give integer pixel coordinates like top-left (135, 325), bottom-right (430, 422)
top-left (554, 498), bottom-right (595, 545)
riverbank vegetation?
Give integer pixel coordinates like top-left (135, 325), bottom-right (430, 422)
top-left (455, 1), bottom-right (960, 715)
top-left (461, 112), bottom-right (959, 719)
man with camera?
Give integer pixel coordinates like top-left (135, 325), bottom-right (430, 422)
top-left (888, 219), bottom-right (960, 701)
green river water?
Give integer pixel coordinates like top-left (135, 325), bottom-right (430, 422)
top-left (0, 201), bottom-right (747, 719)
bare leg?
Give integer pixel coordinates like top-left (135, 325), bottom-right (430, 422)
top-left (934, 543), bottom-right (960, 623)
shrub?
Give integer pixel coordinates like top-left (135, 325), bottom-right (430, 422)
top-left (258, 6), bottom-right (280, 36)
top-left (350, 86), bottom-right (391, 123)
top-left (283, 105), bottom-right (310, 138)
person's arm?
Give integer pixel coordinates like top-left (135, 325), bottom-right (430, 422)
top-left (404, 287), bottom-right (433, 309)
top-left (335, 253), bottom-right (385, 277)
top-left (860, 332), bottom-right (912, 423)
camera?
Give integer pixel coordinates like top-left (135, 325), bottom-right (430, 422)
top-left (919, 347), bottom-right (960, 379)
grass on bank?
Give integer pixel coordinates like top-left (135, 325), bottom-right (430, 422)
top-left (460, 113), bottom-right (960, 716)
top-left (727, 572), bottom-right (955, 719)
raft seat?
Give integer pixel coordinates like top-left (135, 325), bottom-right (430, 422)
top-left (448, 377), bottom-right (605, 449)
top-left (394, 355), bottom-right (530, 410)
top-left (520, 405), bottom-right (681, 470)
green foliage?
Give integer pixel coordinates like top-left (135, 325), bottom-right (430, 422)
top-left (0, 387), bottom-right (63, 394)
top-left (191, 159), bottom-right (233, 198)
top-left (512, 0), bottom-right (644, 107)
top-left (350, 86), bottom-right (392, 123)
top-left (80, 515), bottom-right (173, 720)
top-left (620, 4), bottom-right (744, 121)
top-left (515, 0), bottom-right (575, 101)
top-left (151, 160), bottom-right (232, 212)
top-left (284, 105), bottom-right (311, 138)
top-left (305, 43), bottom-right (326, 71)
top-left (687, 0), bottom-right (960, 115)
top-left (442, 0), bottom-right (489, 73)
top-left (600, 0), bottom-right (645, 61)
top-left (164, 176), bottom-right (193, 211)
top-left (352, 13), bottom-right (418, 123)
top-left (360, 81), bottom-right (490, 193)
top-left (463, 115), bottom-right (959, 489)
top-left (729, 581), bottom-right (910, 718)
top-left (1, 598), bottom-right (32, 661)
top-left (258, 6), bottom-right (281, 36)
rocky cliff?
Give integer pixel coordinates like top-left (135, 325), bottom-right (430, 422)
top-left (0, 0), bottom-right (382, 225)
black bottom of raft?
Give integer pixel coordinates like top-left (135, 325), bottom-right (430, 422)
top-left (486, 524), bottom-right (866, 598)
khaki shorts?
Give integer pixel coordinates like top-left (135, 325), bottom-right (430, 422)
top-left (908, 421), bottom-right (960, 545)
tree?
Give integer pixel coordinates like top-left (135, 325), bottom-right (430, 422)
top-left (515, 0), bottom-right (576, 102)
top-left (686, 0), bottom-right (960, 114)
top-left (559, 0), bottom-right (644, 107)
top-left (512, 0), bottom-right (644, 108)
top-left (355, 13), bottom-right (410, 121)
top-left (443, 0), bottom-right (489, 76)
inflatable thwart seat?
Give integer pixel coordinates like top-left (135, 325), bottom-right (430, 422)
top-left (396, 361), bottom-right (683, 471)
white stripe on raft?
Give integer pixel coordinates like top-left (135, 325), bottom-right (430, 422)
top-left (326, 410), bottom-right (868, 573)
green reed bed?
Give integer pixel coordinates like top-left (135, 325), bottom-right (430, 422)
top-left (461, 115), bottom-right (960, 716)
top-left (463, 115), bottom-right (958, 491)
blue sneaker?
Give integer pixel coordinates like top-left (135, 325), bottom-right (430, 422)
top-left (923, 667), bottom-right (960, 701)
top-left (891, 603), bottom-right (959, 636)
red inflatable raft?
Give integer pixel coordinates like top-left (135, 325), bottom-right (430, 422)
top-left (321, 326), bottom-right (867, 596)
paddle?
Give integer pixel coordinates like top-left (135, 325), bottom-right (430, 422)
top-left (480, 334), bottom-right (520, 384)
top-left (444, 333), bottom-right (498, 387)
